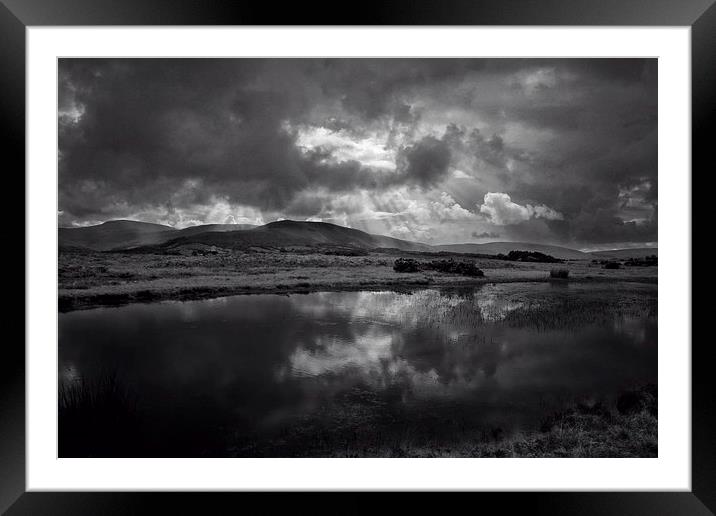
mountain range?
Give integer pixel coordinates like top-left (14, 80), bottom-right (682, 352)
top-left (59, 219), bottom-right (655, 259)
top-left (435, 242), bottom-right (589, 260)
top-left (588, 248), bottom-right (658, 260)
top-left (58, 220), bottom-right (256, 251)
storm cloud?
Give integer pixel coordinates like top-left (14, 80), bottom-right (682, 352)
top-left (59, 58), bottom-right (657, 248)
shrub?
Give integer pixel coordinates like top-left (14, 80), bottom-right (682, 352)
top-left (393, 257), bottom-right (420, 273)
top-left (550, 268), bottom-right (569, 279)
top-left (603, 261), bottom-right (621, 269)
top-left (394, 257), bottom-right (484, 277)
top-left (502, 250), bottom-right (563, 263)
top-left (624, 255), bottom-right (657, 267)
top-left (429, 259), bottom-right (480, 276)
top-left (454, 262), bottom-right (484, 277)
top-left (427, 259), bottom-right (484, 277)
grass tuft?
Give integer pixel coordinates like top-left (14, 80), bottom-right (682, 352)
top-left (59, 371), bottom-right (140, 457)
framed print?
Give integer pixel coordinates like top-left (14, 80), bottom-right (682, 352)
top-left (3, 0), bottom-right (712, 513)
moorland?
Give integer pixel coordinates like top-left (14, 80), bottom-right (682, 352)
top-left (58, 219), bottom-right (657, 312)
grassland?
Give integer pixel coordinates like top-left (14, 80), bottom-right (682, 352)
top-left (58, 247), bottom-right (657, 312)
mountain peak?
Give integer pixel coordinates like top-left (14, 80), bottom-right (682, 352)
top-left (267, 219), bottom-right (339, 228)
top-left (99, 219), bottom-right (175, 229)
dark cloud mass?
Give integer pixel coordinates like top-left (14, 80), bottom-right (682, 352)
top-left (399, 136), bottom-right (452, 187)
top-left (59, 58), bottom-right (657, 247)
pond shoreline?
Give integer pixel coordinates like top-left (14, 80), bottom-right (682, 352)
top-left (59, 248), bottom-right (658, 313)
top-left (59, 274), bottom-right (657, 313)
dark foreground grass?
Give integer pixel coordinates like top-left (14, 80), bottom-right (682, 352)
top-left (326, 388), bottom-right (656, 458)
top-left (59, 372), bottom-right (241, 457)
top-left (468, 387), bottom-right (657, 458)
top-left (59, 372), bottom-right (141, 457)
top-left (58, 371), bottom-right (657, 458)
top-left (464, 411), bottom-right (657, 458)
top-left (330, 410), bottom-right (657, 458)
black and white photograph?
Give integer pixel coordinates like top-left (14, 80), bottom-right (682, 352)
top-left (57, 57), bottom-right (658, 458)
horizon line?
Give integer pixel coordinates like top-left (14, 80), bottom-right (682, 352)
top-left (58, 217), bottom-right (658, 253)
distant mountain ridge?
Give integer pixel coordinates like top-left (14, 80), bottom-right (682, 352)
top-left (153, 220), bottom-right (430, 252)
top-left (589, 248), bottom-right (658, 259)
top-left (435, 242), bottom-right (589, 260)
top-left (59, 219), bottom-right (652, 259)
top-left (59, 220), bottom-right (175, 251)
top-left (59, 220), bottom-right (257, 251)
top-left (171, 223), bottom-right (257, 238)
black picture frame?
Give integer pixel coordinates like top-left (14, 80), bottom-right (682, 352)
top-left (2, 1), bottom-right (711, 514)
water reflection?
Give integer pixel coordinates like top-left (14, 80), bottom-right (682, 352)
top-left (59, 282), bottom-right (657, 457)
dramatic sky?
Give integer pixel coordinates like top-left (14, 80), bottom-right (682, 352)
top-left (58, 58), bottom-right (657, 249)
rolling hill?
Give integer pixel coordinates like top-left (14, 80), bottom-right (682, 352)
top-left (174, 223), bottom-right (257, 237)
top-left (435, 242), bottom-right (589, 260)
top-left (59, 221), bottom-right (258, 251)
top-left (59, 220), bottom-right (176, 251)
top-left (60, 219), bottom-right (613, 260)
top-left (152, 220), bottom-right (430, 252)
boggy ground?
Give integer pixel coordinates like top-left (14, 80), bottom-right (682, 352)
top-left (60, 373), bottom-right (657, 458)
top-left (226, 386), bottom-right (657, 458)
top-left (58, 247), bottom-right (657, 312)
top-left (322, 392), bottom-right (658, 458)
